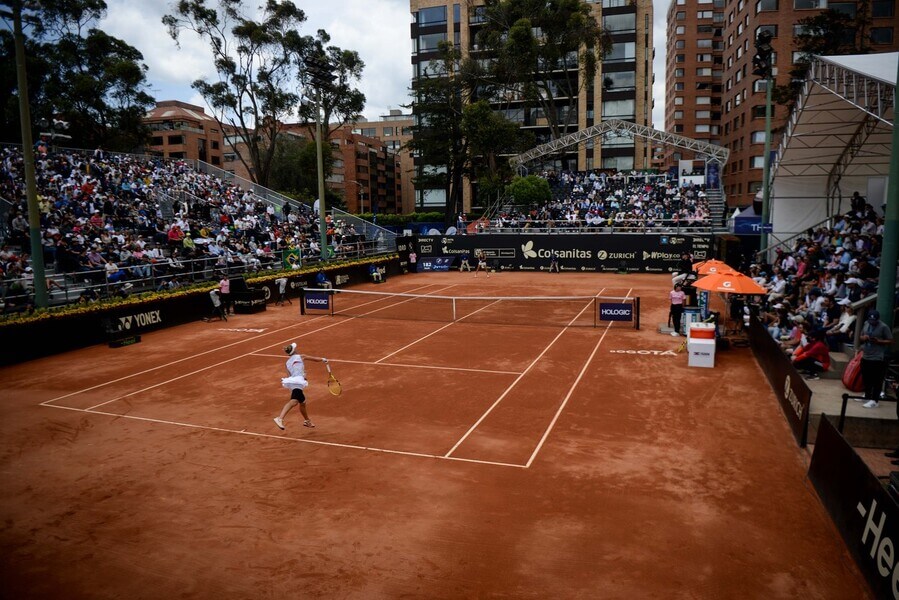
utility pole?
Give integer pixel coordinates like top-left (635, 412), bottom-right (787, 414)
top-left (305, 46), bottom-right (336, 261)
top-left (876, 58), bottom-right (899, 328)
top-left (7, 1), bottom-right (48, 307)
top-left (754, 31), bottom-right (774, 256)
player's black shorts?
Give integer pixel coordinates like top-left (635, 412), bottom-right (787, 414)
top-left (290, 389), bottom-right (306, 403)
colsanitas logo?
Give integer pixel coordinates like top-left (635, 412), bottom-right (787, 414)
top-left (520, 241), bottom-right (592, 260)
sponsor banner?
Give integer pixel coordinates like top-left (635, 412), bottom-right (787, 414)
top-left (746, 314), bottom-right (810, 446)
top-left (599, 303), bottom-right (633, 322)
top-left (304, 290), bottom-right (331, 312)
top-left (808, 415), bottom-right (899, 600)
top-left (414, 234), bottom-right (712, 273)
top-left (419, 256), bottom-right (454, 271)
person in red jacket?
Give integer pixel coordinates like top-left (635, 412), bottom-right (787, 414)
top-left (791, 329), bottom-right (831, 380)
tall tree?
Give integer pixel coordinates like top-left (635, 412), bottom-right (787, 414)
top-left (163, 0), bottom-right (308, 188)
top-left (0, 0), bottom-right (154, 150)
top-left (471, 0), bottom-right (611, 142)
top-left (297, 30), bottom-right (366, 138)
top-left (461, 99), bottom-right (533, 204)
top-left (405, 42), bottom-right (470, 223)
top-left (772, 9), bottom-right (866, 105)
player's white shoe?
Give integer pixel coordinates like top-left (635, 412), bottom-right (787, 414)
top-left (274, 417), bottom-right (285, 430)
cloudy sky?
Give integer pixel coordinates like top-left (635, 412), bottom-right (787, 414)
top-left (100, 0), bottom-right (669, 127)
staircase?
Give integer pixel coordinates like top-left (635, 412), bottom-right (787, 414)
top-left (706, 188), bottom-right (727, 231)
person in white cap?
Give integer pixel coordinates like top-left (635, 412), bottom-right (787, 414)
top-left (274, 343), bottom-right (328, 430)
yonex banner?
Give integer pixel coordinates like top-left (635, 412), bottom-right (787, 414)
top-left (412, 234), bottom-right (712, 273)
top-left (304, 291), bottom-right (331, 311)
top-left (599, 303), bottom-right (634, 322)
top-left (419, 256), bottom-right (454, 271)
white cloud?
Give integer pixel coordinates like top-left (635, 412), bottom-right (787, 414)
top-left (101, 0), bottom-right (667, 129)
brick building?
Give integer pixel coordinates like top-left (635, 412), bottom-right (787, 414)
top-left (144, 101), bottom-right (225, 166)
top-left (665, 0), bottom-right (898, 209)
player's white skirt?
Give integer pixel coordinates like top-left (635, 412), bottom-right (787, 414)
top-left (281, 376), bottom-right (309, 390)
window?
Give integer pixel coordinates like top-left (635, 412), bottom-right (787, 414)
top-left (871, 27), bottom-right (894, 43)
top-left (602, 0), bottom-right (630, 6)
top-left (416, 6), bottom-right (446, 26)
top-left (675, 82), bottom-right (685, 90)
top-left (756, 0), bottom-right (777, 11)
top-left (757, 24), bottom-right (777, 38)
top-left (696, 67), bottom-right (713, 76)
top-left (695, 110), bottom-right (711, 118)
top-left (469, 5), bottom-right (486, 23)
top-left (753, 79), bottom-right (769, 92)
top-left (224, 152), bottom-right (236, 162)
top-left (750, 156), bottom-right (766, 168)
top-left (674, 110), bottom-right (684, 119)
top-left (751, 131), bottom-right (766, 143)
top-left (360, 128), bottom-right (377, 137)
top-left (794, 0), bottom-right (825, 7)
top-left (676, 26), bottom-right (685, 34)
top-left (607, 42), bottom-right (636, 62)
top-left (211, 141), bottom-right (219, 150)
top-left (603, 71), bottom-right (636, 90)
top-left (383, 127), bottom-right (394, 136)
top-left (601, 99), bottom-right (635, 119)
top-left (675, 68), bottom-right (685, 77)
top-left (829, 2), bottom-right (855, 15)
top-left (603, 13), bottom-right (636, 33)
top-left (695, 124), bottom-right (710, 133)
top-left (151, 136), bottom-right (163, 146)
top-left (675, 53), bottom-right (685, 63)
top-left (697, 96), bottom-right (711, 104)
top-left (167, 135), bottom-right (183, 145)
top-left (673, 124), bottom-right (684, 133)
top-left (752, 105), bottom-right (767, 118)
top-left (417, 32), bottom-right (447, 53)
top-left (416, 58), bottom-right (447, 78)
top-left (676, 11), bottom-right (686, 19)
top-left (675, 40), bottom-right (686, 49)
top-left (675, 97), bottom-right (684, 105)
top-left (872, 0), bottom-right (894, 17)
top-left (697, 53), bottom-right (713, 61)
top-left (453, 3), bottom-right (460, 22)
top-left (698, 10), bottom-right (714, 17)
top-left (697, 39), bottom-right (713, 48)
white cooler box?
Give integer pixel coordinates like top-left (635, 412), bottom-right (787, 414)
top-left (687, 322), bottom-right (716, 368)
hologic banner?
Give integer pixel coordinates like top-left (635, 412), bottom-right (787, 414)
top-left (419, 256), bottom-right (454, 271)
top-left (303, 290), bottom-right (331, 312)
top-left (599, 303), bottom-right (633, 322)
top-left (414, 234), bottom-right (712, 273)
top-left (808, 415), bottom-right (899, 600)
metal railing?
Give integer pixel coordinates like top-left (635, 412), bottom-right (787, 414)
top-left (330, 208), bottom-right (397, 252)
top-left (754, 215), bottom-right (836, 263)
top-left (462, 216), bottom-right (714, 234)
top-left (0, 240), bottom-right (394, 314)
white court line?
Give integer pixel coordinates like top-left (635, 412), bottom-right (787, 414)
top-left (40, 282), bottom-right (443, 407)
top-left (374, 298), bottom-right (503, 363)
top-left (250, 355), bottom-right (523, 376)
top-left (443, 289), bottom-right (607, 458)
top-left (525, 288), bottom-right (633, 468)
top-left (42, 403), bottom-right (527, 469)
top-left (79, 284), bottom-right (461, 411)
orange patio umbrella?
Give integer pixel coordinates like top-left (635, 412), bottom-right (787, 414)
top-left (692, 271), bottom-right (767, 295)
top-left (692, 259), bottom-right (737, 275)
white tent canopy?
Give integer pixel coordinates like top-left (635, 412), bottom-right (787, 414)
top-left (770, 53), bottom-right (896, 237)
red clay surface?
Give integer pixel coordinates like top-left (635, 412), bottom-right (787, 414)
top-left (0, 272), bottom-right (870, 598)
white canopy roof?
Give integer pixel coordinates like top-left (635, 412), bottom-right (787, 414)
top-left (769, 53), bottom-right (896, 236)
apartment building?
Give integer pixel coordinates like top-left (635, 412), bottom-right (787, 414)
top-left (145, 101), bottom-right (225, 166)
top-left (410, 0), bottom-right (656, 211)
top-left (352, 109), bottom-right (416, 213)
top-left (665, 0), bottom-right (897, 209)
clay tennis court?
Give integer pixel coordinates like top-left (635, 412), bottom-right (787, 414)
top-left (0, 272), bottom-right (870, 598)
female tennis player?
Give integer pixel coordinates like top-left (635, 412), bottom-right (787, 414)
top-left (474, 250), bottom-right (490, 278)
top-left (273, 343), bottom-right (328, 430)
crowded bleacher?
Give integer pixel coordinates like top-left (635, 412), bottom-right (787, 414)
top-left (471, 169), bottom-right (711, 232)
top-left (0, 146), bottom-right (378, 312)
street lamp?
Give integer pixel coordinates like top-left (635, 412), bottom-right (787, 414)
top-left (349, 180), bottom-right (366, 213)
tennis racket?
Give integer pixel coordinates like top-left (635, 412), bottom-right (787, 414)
top-left (325, 362), bottom-right (342, 396)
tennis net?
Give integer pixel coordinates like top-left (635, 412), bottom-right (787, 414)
top-left (308, 288), bottom-right (640, 329)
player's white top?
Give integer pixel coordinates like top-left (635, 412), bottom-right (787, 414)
top-left (282, 355), bottom-right (309, 390)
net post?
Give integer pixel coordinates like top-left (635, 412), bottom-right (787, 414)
top-left (329, 289), bottom-right (334, 316)
top-left (452, 298), bottom-right (457, 322)
top-left (593, 297), bottom-right (597, 328)
top-left (634, 296), bottom-right (640, 330)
